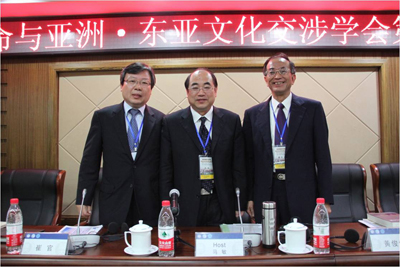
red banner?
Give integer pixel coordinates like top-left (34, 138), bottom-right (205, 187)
top-left (1, 13), bottom-right (399, 55)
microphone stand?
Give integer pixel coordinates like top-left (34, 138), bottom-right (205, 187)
top-left (173, 208), bottom-right (194, 249)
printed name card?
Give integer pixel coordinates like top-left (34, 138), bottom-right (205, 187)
top-left (367, 228), bottom-right (399, 252)
top-left (195, 232), bottom-right (244, 257)
top-left (21, 232), bottom-right (69, 255)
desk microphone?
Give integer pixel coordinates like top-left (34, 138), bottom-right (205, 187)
top-left (236, 187), bottom-right (243, 225)
top-left (169, 189), bottom-right (180, 216)
top-left (70, 188), bottom-right (100, 248)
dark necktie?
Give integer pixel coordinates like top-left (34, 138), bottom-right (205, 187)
top-left (199, 117), bottom-right (212, 155)
top-left (128, 109), bottom-right (140, 152)
top-left (199, 117), bottom-right (213, 193)
top-left (275, 103), bottom-right (288, 145)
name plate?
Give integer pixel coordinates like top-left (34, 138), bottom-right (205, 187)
top-left (367, 228), bottom-right (399, 252)
top-left (195, 232), bottom-right (244, 257)
top-left (21, 232), bottom-right (69, 256)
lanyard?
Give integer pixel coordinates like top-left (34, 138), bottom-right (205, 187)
top-left (125, 114), bottom-right (144, 152)
top-left (195, 120), bottom-right (213, 155)
top-left (270, 101), bottom-right (290, 145)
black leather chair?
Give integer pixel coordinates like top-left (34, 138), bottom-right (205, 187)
top-left (329, 164), bottom-right (369, 223)
top-left (370, 163), bottom-right (399, 213)
top-left (1, 169), bottom-right (66, 226)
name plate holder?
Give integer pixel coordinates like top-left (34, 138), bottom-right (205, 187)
top-left (366, 228), bottom-right (399, 252)
top-left (21, 232), bottom-right (69, 256)
top-left (195, 232), bottom-right (244, 257)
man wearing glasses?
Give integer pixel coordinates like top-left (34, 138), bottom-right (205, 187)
top-left (76, 62), bottom-right (164, 227)
top-left (243, 53), bottom-right (333, 226)
top-left (160, 68), bottom-right (247, 227)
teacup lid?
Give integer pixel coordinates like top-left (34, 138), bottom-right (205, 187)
top-left (284, 218), bottom-right (307, 231)
top-left (129, 220), bottom-right (153, 233)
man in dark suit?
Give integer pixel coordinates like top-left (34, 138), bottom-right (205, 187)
top-left (160, 68), bottom-right (247, 227)
top-left (76, 62), bottom-right (164, 227)
top-left (243, 53), bottom-right (333, 226)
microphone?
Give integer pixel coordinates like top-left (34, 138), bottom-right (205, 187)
top-left (76, 189), bottom-right (86, 235)
top-left (236, 187), bottom-right (243, 225)
top-left (330, 229), bottom-right (364, 250)
top-left (169, 189), bottom-right (180, 216)
top-left (70, 189), bottom-right (100, 248)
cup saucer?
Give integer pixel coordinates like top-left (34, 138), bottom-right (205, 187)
top-left (124, 245), bottom-right (158, 256)
top-left (278, 244), bottom-right (313, 255)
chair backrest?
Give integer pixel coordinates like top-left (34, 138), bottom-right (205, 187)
top-left (330, 164), bottom-right (368, 223)
top-left (370, 163), bottom-right (399, 213)
top-left (1, 169), bottom-right (66, 226)
top-left (87, 168), bottom-right (102, 226)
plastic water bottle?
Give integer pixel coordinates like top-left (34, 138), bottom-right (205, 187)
top-left (313, 198), bottom-right (330, 254)
top-left (6, 198), bottom-right (23, 255)
top-left (158, 200), bottom-right (174, 257)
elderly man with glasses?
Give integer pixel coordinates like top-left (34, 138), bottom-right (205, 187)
top-left (159, 68), bottom-right (247, 227)
top-left (243, 53), bottom-right (333, 226)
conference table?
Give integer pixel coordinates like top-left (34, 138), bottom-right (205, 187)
top-left (1, 222), bottom-right (398, 266)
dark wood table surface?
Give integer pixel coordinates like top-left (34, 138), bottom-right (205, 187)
top-left (1, 222), bottom-right (398, 266)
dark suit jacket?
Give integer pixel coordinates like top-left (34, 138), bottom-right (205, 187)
top-left (243, 94), bottom-right (333, 224)
top-left (160, 107), bottom-right (247, 227)
top-left (76, 102), bottom-right (164, 227)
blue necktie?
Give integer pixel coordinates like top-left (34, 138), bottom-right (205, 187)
top-left (275, 103), bottom-right (288, 145)
top-left (128, 109), bottom-right (140, 152)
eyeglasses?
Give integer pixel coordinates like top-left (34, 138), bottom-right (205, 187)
top-left (189, 85), bottom-right (214, 92)
top-left (265, 68), bottom-right (291, 77)
top-left (124, 79), bottom-right (151, 88)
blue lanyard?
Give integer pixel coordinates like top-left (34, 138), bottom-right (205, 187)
top-left (270, 101), bottom-right (290, 145)
top-left (195, 120), bottom-right (213, 155)
top-left (125, 114), bottom-right (144, 152)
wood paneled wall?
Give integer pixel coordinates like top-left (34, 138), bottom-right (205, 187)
top-left (1, 50), bottom-right (399, 170)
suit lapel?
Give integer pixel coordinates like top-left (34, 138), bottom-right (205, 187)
top-left (211, 107), bottom-right (224, 152)
top-left (256, 99), bottom-right (273, 152)
top-left (113, 102), bottom-right (133, 160)
top-left (135, 105), bottom-right (156, 161)
top-left (286, 94), bottom-right (306, 153)
top-left (180, 107), bottom-right (204, 153)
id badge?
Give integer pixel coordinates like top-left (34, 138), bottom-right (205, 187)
top-left (273, 145), bottom-right (286, 170)
top-left (199, 155), bottom-right (214, 180)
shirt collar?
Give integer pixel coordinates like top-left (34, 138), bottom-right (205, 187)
top-left (271, 92), bottom-right (292, 112)
top-left (124, 101), bottom-right (146, 117)
top-left (190, 106), bottom-right (214, 122)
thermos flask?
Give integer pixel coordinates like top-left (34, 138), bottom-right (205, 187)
top-left (262, 201), bottom-right (276, 248)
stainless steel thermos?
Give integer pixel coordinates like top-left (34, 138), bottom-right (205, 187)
top-left (262, 201), bottom-right (276, 248)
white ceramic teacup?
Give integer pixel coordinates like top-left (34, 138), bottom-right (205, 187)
top-left (277, 218), bottom-right (307, 253)
top-left (124, 220), bottom-right (153, 253)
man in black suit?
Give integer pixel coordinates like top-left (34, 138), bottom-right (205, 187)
top-left (160, 68), bottom-right (247, 227)
top-left (243, 53), bottom-right (333, 226)
top-left (76, 62), bottom-right (164, 227)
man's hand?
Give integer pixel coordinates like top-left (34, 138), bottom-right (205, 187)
top-left (235, 211), bottom-right (245, 218)
top-left (76, 205), bottom-right (92, 217)
top-left (325, 203), bottom-right (332, 214)
top-left (247, 201), bottom-right (255, 223)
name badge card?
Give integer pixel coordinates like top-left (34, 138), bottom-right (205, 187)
top-left (21, 232), bottom-right (69, 256)
top-left (195, 232), bottom-right (244, 257)
top-left (199, 156), bottom-right (214, 180)
top-left (367, 228), bottom-right (399, 252)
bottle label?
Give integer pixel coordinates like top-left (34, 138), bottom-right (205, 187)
top-left (6, 223), bottom-right (23, 247)
top-left (158, 228), bottom-right (174, 251)
top-left (313, 225), bottom-right (330, 249)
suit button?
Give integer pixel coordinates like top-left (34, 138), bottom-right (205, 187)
top-left (133, 165), bottom-right (136, 169)
top-left (130, 184), bottom-right (133, 188)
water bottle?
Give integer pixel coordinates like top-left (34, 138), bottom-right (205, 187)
top-left (313, 198), bottom-right (330, 254)
top-left (6, 198), bottom-right (23, 255)
top-left (158, 200), bottom-right (174, 257)
top-left (262, 201), bottom-right (276, 248)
